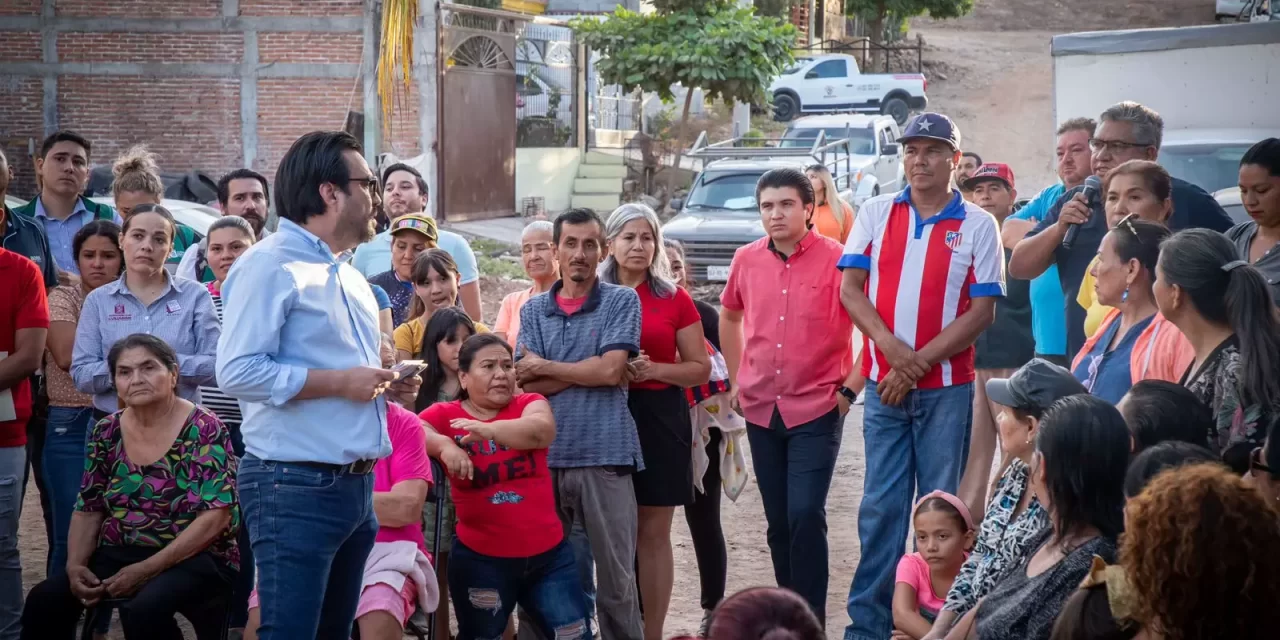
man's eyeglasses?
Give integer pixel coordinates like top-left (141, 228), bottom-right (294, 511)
top-left (349, 176), bottom-right (379, 193)
top-left (1251, 447), bottom-right (1273, 475)
top-left (1088, 138), bottom-right (1152, 154)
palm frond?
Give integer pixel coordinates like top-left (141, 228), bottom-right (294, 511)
top-left (378, 0), bottom-right (419, 138)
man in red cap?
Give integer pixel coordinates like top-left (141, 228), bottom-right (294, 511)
top-left (957, 163), bottom-right (1035, 521)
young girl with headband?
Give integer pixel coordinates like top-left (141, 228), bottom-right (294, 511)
top-left (892, 491), bottom-right (975, 640)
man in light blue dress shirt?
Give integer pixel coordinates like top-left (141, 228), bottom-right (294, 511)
top-left (217, 131), bottom-right (420, 640)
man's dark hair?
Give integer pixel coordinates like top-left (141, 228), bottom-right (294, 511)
top-left (962, 151), bottom-right (983, 165)
top-left (553, 208), bottom-right (604, 245)
top-left (755, 167), bottom-right (815, 208)
top-left (1122, 441), bottom-right (1219, 498)
top-left (381, 162), bottom-right (428, 196)
top-left (273, 131), bottom-right (362, 224)
top-left (1119, 380), bottom-right (1212, 454)
top-left (40, 130), bottom-right (91, 159)
top-left (217, 168), bottom-right (270, 207)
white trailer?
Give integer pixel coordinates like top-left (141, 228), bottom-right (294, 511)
top-left (1051, 21), bottom-right (1280, 193)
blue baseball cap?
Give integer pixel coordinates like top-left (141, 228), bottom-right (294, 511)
top-left (897, 112), bottom-right (961, 150)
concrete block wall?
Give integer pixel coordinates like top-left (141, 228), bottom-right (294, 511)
top-left (0, 0), bottom-right (421, 199)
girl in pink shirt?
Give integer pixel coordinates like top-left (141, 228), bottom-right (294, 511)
top-left (892, 491), bottom-right (975, 640)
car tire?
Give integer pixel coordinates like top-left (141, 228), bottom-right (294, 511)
top-left (882, 97), bottom-right (910, 125)
top-left (773, 94), bottom-right (799, 122)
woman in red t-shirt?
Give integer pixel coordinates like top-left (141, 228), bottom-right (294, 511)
top-left (600, 203), bottom-right (711, 640)
top-left (420, 334), bottom-right (588, 640)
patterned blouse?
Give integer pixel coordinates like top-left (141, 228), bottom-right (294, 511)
top-left (75, 406), bottom-right (241, 570)
top-left (942, 458), bottom-right (1049, 616)
top-left (44, 284), bottom-right (94, 407)
top-left (1180, 337), bottom-right (1270, 473)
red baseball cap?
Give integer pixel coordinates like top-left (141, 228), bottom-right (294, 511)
top-left (962, 163), bottom-right (1015, 191)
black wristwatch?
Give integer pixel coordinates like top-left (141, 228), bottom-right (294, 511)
top-left (838, 386), bottom-right (857, 403)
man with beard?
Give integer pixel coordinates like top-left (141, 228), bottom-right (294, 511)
top-left (999, 118), bottom-right (1095, 368)
top-left (514, 208), bottom-right (645, 640)
top-left (216, 131), bottom-right (421, 640)
top-left (350, 163), bottom-right (482, 320)
top-left (955, 151), bottom-right (982, 200)
top-left (177, 168), bottom-right (272, 282)
top-left (1009, 101), bottom-right (1233, 355)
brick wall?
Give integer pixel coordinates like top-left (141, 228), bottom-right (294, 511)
top-left (0, 0), bottom-right (422, 201)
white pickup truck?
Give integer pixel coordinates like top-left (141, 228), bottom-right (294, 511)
top-left (768, 53), bottom-right (928, 125)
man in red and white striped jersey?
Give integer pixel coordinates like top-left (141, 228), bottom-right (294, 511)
top-left (837, 112), bottom-right (1005, 640)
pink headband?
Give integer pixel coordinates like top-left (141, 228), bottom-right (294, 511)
top-left (914, 490), bottom-right (975, 531)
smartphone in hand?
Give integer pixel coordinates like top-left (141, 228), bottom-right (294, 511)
top-left (390, 359), bottom-right (427, 380)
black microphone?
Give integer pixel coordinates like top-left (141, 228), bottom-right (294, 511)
top-left (1062, 174), bottom-right (1102, 250)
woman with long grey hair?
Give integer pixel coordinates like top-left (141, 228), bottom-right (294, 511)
top-left (600, 203), bottom-right (711, 640)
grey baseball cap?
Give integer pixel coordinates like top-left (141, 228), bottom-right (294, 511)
top-left (986, 358), bottom-right (1089, 413)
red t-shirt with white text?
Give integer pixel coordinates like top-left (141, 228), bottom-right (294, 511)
top-left (419, 393), bottom-right (562, 558)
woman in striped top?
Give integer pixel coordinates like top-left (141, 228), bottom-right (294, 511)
top-left (199, 216), bottom-right (256, 443)
top-left (200, 215), bottom-right (257, 632)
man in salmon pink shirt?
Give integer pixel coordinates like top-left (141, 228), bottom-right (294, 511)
top-left (719, 167), bottom-right (856, 622)
top-left (0, 246), bottom-right (50, 634)
top-left (837, 113), bottom-right (1004, 640)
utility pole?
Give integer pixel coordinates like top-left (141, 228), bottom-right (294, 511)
top-left (417, 0), bottom-right (440, 218)
top-left (362, 0), bottom-right (381, 164)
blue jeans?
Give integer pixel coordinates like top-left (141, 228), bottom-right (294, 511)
top-left (450, 538), bottom-right (589, 640)
top-left (41, 406), bottom-right (95, 577)
top-left (238, 455), bottom-right (378, 640)
top-left (0, 446), bottom-right (24, 640)
top-left (844, 382), bottom-right (974, 640)
top-left (746, 406), bottom-right (844, 623)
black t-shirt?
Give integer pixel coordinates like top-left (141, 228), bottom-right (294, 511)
top-left (974, 528), bottom-right (1118, 640)
top-left (694, 299), bottom-right (721, 352)
top-left (1027, 176), bottom-right (1234, 356)
top-left (976, 248), bottom-right (1035, 370)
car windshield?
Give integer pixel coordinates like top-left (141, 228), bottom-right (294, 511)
top-left (1159, 143), bottom-right (1253, 194)
top-left (685, 172), bottom-right (763, 211)
top-left (780, 127), bottom-right (875, 155)
top-left (781, 58), bottom-right (812, 75)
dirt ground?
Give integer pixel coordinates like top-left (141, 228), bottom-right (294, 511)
top-left (911, 0), bottom-right (1220, 193)
top-left (13, 2), bottom-right (1225, 636)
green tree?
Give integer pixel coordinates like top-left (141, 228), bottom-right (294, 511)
top-left (754, 0), bottom-right (800, 18)
top-left (571, 1), bottom-right (796, 163)
top-left (846, 0), bottom-right (972, 45)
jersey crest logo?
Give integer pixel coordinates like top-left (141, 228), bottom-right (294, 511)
top-left (944, 231), bottom-right (963, 250)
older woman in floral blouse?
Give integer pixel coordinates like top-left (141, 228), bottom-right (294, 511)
top-left (21, 334), bottom-right (239, 639)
